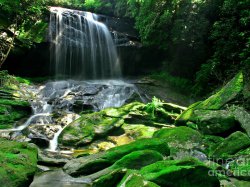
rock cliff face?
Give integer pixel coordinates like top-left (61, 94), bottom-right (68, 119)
top-left (3, 11), bottom-right (163, 78)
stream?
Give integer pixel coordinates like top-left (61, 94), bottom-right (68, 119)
top-left (8, 79), bottom-right (142, 153)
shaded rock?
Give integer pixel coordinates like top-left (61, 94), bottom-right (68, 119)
top-left (29, 135), bottom-right (50, 148)
top-left (153, 126), bottom-right (203, 157)
top-left (230, 106), bottom-right (250, 137)
top-left (30, 169), bottom-right (91, 187)
top-left (0, 139), bottom-right (38, 187)
top-left (117, 171), bottom-right (160, 187)
top-left (64, 138), bottom-right (170, 176)
top-left (211, 131), bottom-right (250, 158)
top-left (140, 158), bottom-right (220, 187)
top-left (193, 110), bottom-right (236, 135)
top-left (176, 72), bottom-right (244, 125)
top-left (0, 99), bottom-right (31, 129)
top-left (38, 151), bottom-right (68, 167)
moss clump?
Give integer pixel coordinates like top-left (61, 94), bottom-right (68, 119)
top-left (140, 158), bottom-right (220, 187)
top-left (0, 139), bottom-right (38, 187)
top-left (211, 131), bottom-right (250, 158)
top-left (153, 126), bottom-right (202, 143)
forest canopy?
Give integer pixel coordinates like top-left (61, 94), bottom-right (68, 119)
top-left (0, 0), bottom-right (249, 95)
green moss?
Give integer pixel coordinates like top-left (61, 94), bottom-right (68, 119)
top-left (0, 99), bottom-right (31, 129)
top-left (111, 150), bottom-right (163, 170)
top-left (211, 131), bottom-right (250, 158)
top-left (176, 72), bottom-right (244, 125)
top-left (140, 158), bottom-right (220, 187)
top-left (153, 126), bottom-right (202, 143)
top-left (93, 168), bottom-right (127, 187)
top-left (59, 102), bottom-right (145, 146)
top-left (118, 170), bottom-right (160, 187)
top-left (0, 139), bottom-right (38, 187)
top-left (64, 138), bottom-right (170, 176)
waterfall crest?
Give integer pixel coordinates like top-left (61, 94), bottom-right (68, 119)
top-left (49, 7), bottom-right (121, 79)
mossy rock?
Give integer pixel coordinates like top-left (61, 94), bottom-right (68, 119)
top-left (153, 126), bottom-right (203, 156)
top-left (211, 131), bottom-right (250, 158)
top-left (93, 168), bottom-right (127, 187)
top-left (202, 135), bottom-right (224, 156)
top-left (229, 155), bottom-right (250, 180)
top-left (111, 150), bottom-right (163, 170)
top-left (229, 106), bottom-right (250, 137)
top-left (118, 170), bottom-right (160, 187)
top-left (0, 99), bottom-right (31, 129)
top-left (140, 158), bottom-right (220, 187)
top-left (64, 138), bottom-right (170, 176)
top-left (59, 103), bottom-right (143, 146)
top-left (0, 139), bottom-right (38, 187)
top-left (176, 72), bottom-right (244, 125)
top-left (193, 110), bottom-right (236, 135)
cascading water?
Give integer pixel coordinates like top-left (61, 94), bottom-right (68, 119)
top-left (49, 7), bottom-right (121, 79)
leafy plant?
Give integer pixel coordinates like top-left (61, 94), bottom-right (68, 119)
top-left (145, 96), bottom-right (164, 119)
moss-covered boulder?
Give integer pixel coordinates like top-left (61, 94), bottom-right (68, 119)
top-left (153, 126), bottom-right (203, 157)
top-left (229, 156), bottom-right (250, 180)
top-left (0, 99), bottom-right (31, 129)
top-left (112, 150), bottom-right (163, 170)
top-left (176, 72), bottom-right (244, 126)
top-left (140, 158), bottom-right (220, 187)
top-left (0, 139), bottom-right (38, 187)
top-left (64, 138), bottom-right (170, 176)
top-left (192, 110), bottom-right (236, 135)
top-left (117, 171), bottom-right (160, 187)
top-left (93, 169), bottom-right (127, 187)
top-left (211, 131), bottom-right (250, 158)
top-left (59, 102), bottom-right (143, 146)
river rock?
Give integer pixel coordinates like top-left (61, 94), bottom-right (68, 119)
top-left (0, 139), bottom-right (38, 187)
top-left (30, 169), bottom-right (91, 187)
top-left (140, 158), bottom-right (220, 187)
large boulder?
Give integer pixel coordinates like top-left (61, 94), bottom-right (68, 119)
top-left (211, 131), bottom-right (250, 158)
top-left (191, 110), bottom-right (236, 135)
top-left (63, 138), bottom-right (170, 176)
top-left (140, 158), bottom-right (220, 187)
top-left (0, 139), bottom-right (38, 187)
top-left (153, 127), bottom-right (204, 158)
top-left (59, 103), bottom-right (142, 146)
top-left (176, 72), bottom-right (244, 126)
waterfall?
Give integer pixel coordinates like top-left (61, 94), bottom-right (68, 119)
top-left (49, 7), bottom-right (121, 79)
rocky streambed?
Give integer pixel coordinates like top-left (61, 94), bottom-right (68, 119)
top-left (1, 72), bottom-right (250, 187)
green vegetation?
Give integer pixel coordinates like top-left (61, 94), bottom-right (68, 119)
top-left (0, 139), bottom-right (38, 187)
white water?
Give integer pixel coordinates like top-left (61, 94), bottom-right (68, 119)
top-left (49, 7), bottom-right (121, 79)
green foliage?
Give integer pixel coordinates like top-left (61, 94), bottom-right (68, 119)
top-left (150, 71), bottom-right (193, 93)
top-left (145, 97), bottom-right (163, 119)
top-left (194, 0), bottom-right (250, 95)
